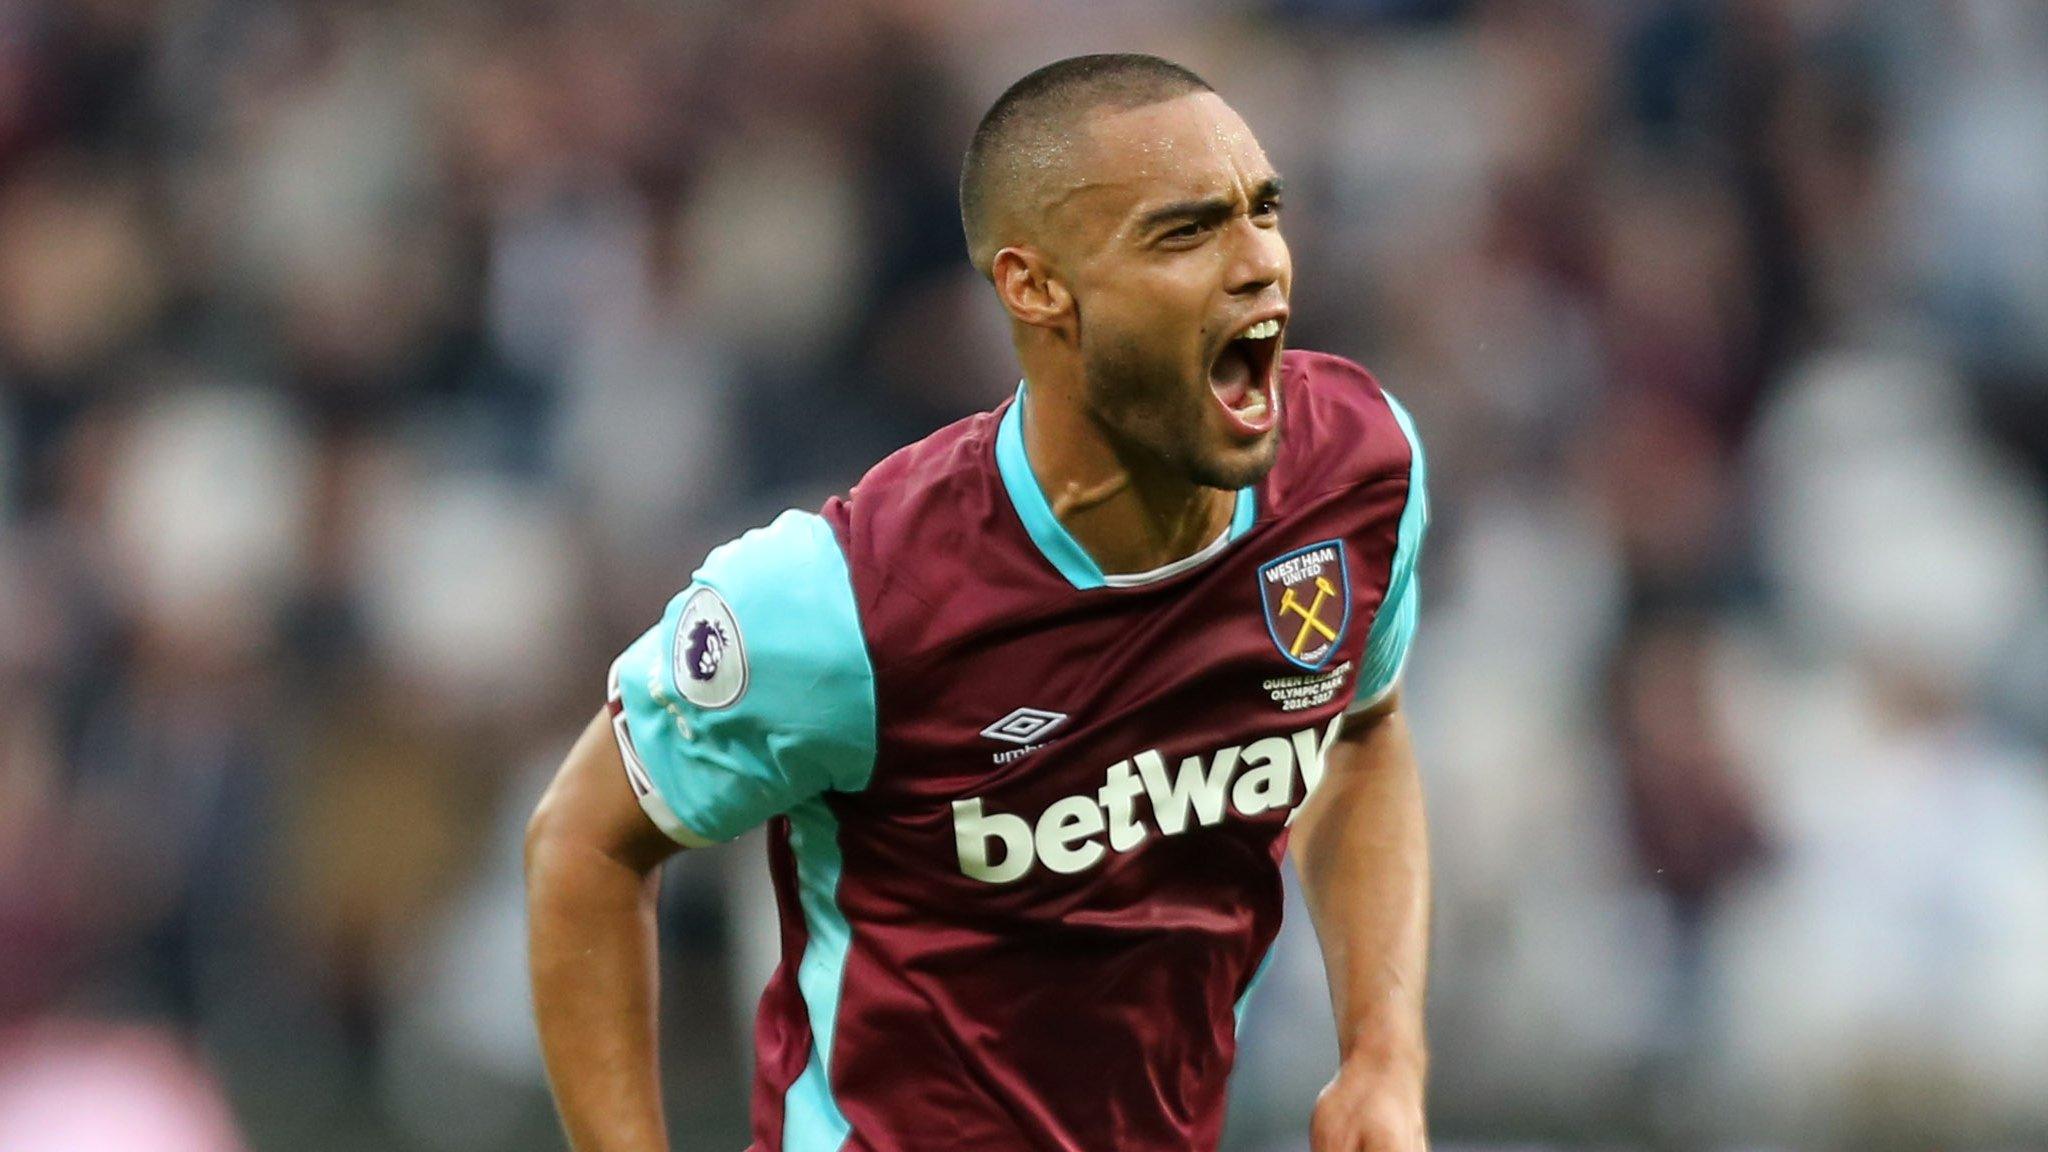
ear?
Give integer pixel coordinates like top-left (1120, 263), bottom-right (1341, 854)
top-left (990, 246), bottom-right (1074, 335)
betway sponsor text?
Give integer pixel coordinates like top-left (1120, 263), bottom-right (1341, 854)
top-left (951, 719), bottom-right (1342, 883)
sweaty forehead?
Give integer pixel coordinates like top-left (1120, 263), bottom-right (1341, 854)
top-left (1060, 93), bottom-right (1273, 223)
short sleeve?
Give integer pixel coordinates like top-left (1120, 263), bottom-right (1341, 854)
top-left (606, 510), bottom-right (877, 846)
top-left (1349, 390), bottom-right (1429, 713)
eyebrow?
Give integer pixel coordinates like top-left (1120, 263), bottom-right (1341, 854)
top-left (1135, 175), bottom-right (1286, 233)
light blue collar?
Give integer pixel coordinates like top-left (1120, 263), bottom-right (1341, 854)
top-left (995, 383), bottom-right (1257, 590)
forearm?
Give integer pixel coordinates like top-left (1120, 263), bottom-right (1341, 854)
top-left (1290, 707), bottom-right (1430, 1084)
top-left (526, 829), bottom-right (670, 1152)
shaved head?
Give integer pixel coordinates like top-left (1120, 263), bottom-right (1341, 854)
top-left (961, 54), bottom-right (1291, 498)
top-left (960, 53), bottom-right (1214, 277)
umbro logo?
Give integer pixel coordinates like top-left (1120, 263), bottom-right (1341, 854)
top-left (981, 708), bottom-right (1069, 745)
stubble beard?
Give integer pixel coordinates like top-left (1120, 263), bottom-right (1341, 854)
top-left (1080, 325), bottom-right (1280, 492)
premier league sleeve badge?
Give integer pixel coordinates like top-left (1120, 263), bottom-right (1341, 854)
top-left (671, 585), bottom-right (749, 709)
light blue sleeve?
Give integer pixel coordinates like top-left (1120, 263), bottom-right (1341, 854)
top-left (606, 510), bottom-right (877, 846)
top-left (1349, 391), bottom-right (1429, 712)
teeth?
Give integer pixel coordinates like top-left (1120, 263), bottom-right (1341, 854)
top-left (1238, 318), bottom-right (1280, 341)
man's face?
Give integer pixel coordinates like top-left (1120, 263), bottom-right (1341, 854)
top-left (1049, 91), bottom-right (1292, 490)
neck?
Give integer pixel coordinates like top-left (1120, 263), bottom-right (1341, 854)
top-left (1019, 375), bottom-right (1237, 578)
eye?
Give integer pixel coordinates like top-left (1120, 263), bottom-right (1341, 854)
top-left (1253, 195), bottom-right (1283, 220)
top-left (1161, 221), bottom-right (1206, 243)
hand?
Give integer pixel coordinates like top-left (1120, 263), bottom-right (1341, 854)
top-left (1308, 1061), bottom-right (1427, 1152)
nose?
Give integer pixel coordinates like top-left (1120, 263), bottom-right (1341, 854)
top-left (1225, 215), bottom-right (1288, 297)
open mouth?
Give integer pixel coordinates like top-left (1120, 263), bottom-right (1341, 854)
top-left (1209, 316), bottom-right (1283, 436)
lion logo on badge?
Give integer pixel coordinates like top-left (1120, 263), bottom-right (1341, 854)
top-left (671, 587), bottom-right (747, 709)
top-left (682, 619), bottom-right (730, 682)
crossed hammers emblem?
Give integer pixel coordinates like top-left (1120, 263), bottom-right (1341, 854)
top-left (1278, 576), bottom-right (1340, 657)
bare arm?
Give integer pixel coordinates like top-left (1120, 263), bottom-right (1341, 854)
top-left (1288, 691), bottom-right (1430, 1152)
top-left (526, 708), bottom-right (687, 1152)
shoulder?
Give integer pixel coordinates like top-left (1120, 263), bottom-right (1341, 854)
top-left (1268, 349), bottom-right (1423, 507)
top-left (819, 405), bottom-right (1012, 605)
top-left (684, 508), bottom-right (870, 731)
top-left (698, 507), bottom-right (853, 606)
top-left (826, 407), bottom-right (1005, 533)
top-left (607, 506), bottom-right (878, 841)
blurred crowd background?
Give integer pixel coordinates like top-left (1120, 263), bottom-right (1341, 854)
top-left (3, 0), bottom-right (2047, 1149)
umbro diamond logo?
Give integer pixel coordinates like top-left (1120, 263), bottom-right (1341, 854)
top-left (981, 708), bottom-right (1069, 745)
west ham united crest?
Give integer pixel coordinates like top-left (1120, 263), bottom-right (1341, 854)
top-left (1258, 540), bottom-right (1351, 671)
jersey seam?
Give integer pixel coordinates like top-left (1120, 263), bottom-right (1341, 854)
top-left (816, 528), bottom-right (883, 798)
top-left (1354, 386), bottom-right (1425, 703)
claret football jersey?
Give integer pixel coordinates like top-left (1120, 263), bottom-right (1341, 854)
top-left (606, 349), bottom-right (1428, 1152)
